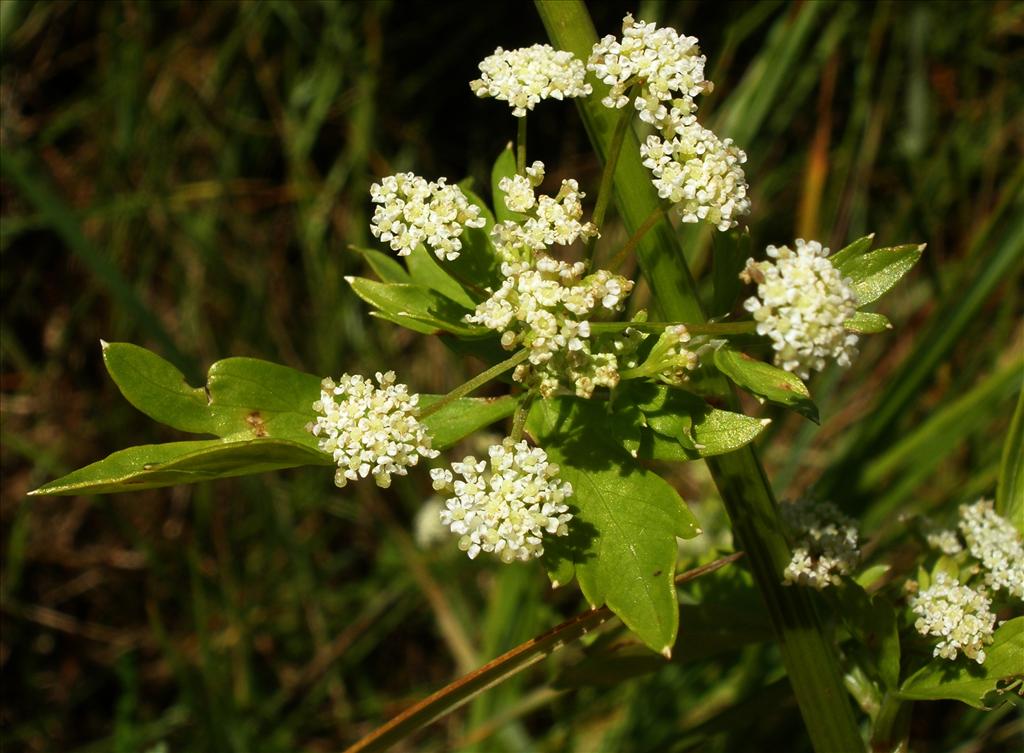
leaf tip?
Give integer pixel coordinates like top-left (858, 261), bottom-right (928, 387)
top-left (760, 418), bottom-right (772, 427)
top-left (917, 243), bottom-right (927, 252)
top-left (694, 527), bottom-right (704, 535)
top-left (99, 339), bottom-right (109, 350)
top-left (343, 275), bottom-right (356, 284)
top-left (550, 580), bottom-right (561, 589)
top-left (661, 645), bottom-right (673, 659)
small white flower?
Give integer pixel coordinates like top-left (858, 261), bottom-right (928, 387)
top-left (782, 499), bottom-right (860, 589)
top-left (369, 173), bottom-right (485, 260)
top-left (926, 528), bottom-right (964, 556)
top-left (958, 499), bottom-right (1024, 599)
top-left (308, 371), bottom-right (438, 489)
top-left (741, 240), bottom-right (859, 379)
top-left (466, 255), bottom-right (634, 398)
top-left (640, 122), bottom-right (750, 232)
top-left (911, 572), bottom-right (996, 664)
top-left (588, 14), bottom-right (708, 116)
top-left (433, 438), bottom-right (573, 563)
top-left (471, 44), bottom-right (592, 117)
top-left (413, 497), bottom-right (449, 549)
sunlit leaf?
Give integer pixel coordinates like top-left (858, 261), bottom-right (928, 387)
top-left (712, 347), bottom-right (818, 422)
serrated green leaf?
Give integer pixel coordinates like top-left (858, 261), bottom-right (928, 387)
top-left (528, 398), bottom-right (700, 653)
top-left (418, 395), bottom-right (517, 451)
top-left (29, 438), bottom-right (332, 496)
top-left (346, 277), bottom-right (484, 337)
top-left (623, 383), bottom-right (768, 459)
top-left (491, 144), bottom-right (524, 225)
top-left (102, 343), bottom-right (322, 446)
top-left (899, 617), bottom-right (1024, 709)
top-left (352, 245), bottom-right (412, 284)
top-left (404, 245), bottom-right (477, 308)
top-left (845, 311), bottom-right (893, 334)
top-left (836, 244), bottom-right (924, 305)
top-left (712, 347), bottom-right (818, 422)
top-left (996, 389), bottom-right (1024, 533)
top-left (828, 234), bottom-right (875, 269)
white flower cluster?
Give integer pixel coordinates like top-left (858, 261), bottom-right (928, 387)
top-left (492, 162), bottom-right (598, 260)
top-left (925, 527), bottom-right (964, 556)
top-left (588, 13), bottom-right (707, 122)
top-left (958, 499), bottom-right (1024, 599)
top-left (470, 44), bottom-right (592, 117)
top-left (781, 499), bottom-right (860, 589)
top-left (589, 14), bottom-right (750, 231)
top-left (741, 240), bottom-right (860, 379)
top-left (911, 572), bottom-right (997, 664)
top-left (370, 173), bottom-right (485, 260)
top-left (308, 371), bottom-right (438, 489)
top-left (467, 255), bottom-right (634, 398)
top-left (640, 123), bottom-right (751, 232)
top-left (431, 438), bottom-right (573, 562)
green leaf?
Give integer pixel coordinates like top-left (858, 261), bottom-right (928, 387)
top-left (528, 398), bottom-right (700, 653)
top-left (102, 343), bottom-right (322, 446)
top-left (845, 311), bottom-right (893, 334)
top-left (832, 579), bottom-right (901, 690)
top-left (490, 144), bottom-right (524, 225)
top-left (711, 229), bottom-right (752, 318)
top-left (418, 395), bottom-right (517, 451)
top-left (996, 389), bottom-right (1024, 533)
top-left (622, 383), bottom-right (769, 459)
top-left (835, 244), bottom-right (924, 306)
top-left (448, 184), bottom-right (503, 289)
top-left (828, 234), bottom-right (875, 269)
top-left (28, 438), bottom-right (332, 496)
top-left (346, 277), bottom-right (484, 337)
top-left (352, 245), bottom-right (412, 284)
top-left (899, 617), bottom-right (1024, 709)
top-left (404, 245), bottom-right (477, 308)
top-left (712, 347), bottom-right (818, 422)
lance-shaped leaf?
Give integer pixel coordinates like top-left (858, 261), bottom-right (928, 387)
top-left (834, 243), bottom-right (925, 305)
top-left (490, 143), bottom-right (525, 225)
top-left (351, 245), bottom-right (412, 284)
top-left (29, 439), bottom-right (332, 496)
top-left (346, 277), bottom-right (484, 337)
top-left (404, 245), bottom-right (477, 308)
top-left (449, 183), bottom-right (503, 289)
top-left (844, 311), bottom-right (893, 334)
top-left (713, 347), bottom-right (819, 422)
top-left (828, 234), bottom-right (875, 268)
top-left (899, 617), bottom-right (1024, 709)
top-left (621, 383), bottom-right (769, 459)
top-left (528, 397), bottom-right (700, 654)
top-left (996, 389), bottom-right (1024, 533)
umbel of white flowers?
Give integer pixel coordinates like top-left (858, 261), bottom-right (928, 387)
top-left (308, 372), bottom-right (438, 489)
top-left (911, 572), bottom-right (997, 664)
top-left (431, 438), bottom-right (573, 563)
top-left (781, 499), bottom-right (860, 589)
top-left (470, 44), bottom-right (592, 117)
top-left (741, 240), bottom-right (860, 379)
top-left (369, 173), bottom-right (485, 260)
top-left (958, 499), bottom-right (1024, 599)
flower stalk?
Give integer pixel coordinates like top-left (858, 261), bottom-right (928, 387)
top-left (417, 349), bottom-right (530, 420)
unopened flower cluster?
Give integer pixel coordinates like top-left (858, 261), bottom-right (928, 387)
top-left (741, 240), bottom-right (860, 379)
top-left (370, 173), bottom-right (485, 260)
top-left (911, 572), bottom-right (996, 664)
top-left (471, 44), bottom-right (592, 117)
top-left (782, 499), bottom-right (860, 589)
top-left (492, 162), bottom-right (597, 259)
top-left (958, 499), bottom-right (1024, 599)
top-left (308, 372), bottom-right (437, 489)
top-left (589, 14), bottom-right (750, 231)
top-left (431, 438), bottom-right (573, 562)
top-left (625, 324), bottom-right (698, 384)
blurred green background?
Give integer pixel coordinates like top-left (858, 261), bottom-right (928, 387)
top-left (1, 1), bottom-right (1021, 751)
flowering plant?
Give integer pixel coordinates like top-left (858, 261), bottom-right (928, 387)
top-left (29, 4), bottom-right (1021, 752)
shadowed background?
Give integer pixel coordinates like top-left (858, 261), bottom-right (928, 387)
top-left (2, 1), bottom-right (1022, 751)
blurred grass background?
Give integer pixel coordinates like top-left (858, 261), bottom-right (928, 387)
top-left (1, 1), bottom-right (1021, 751)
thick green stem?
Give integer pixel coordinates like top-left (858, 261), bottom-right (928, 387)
top-left (417, 350), bottom-right (529, 420)
top-left (537, 3), bottom-right (863, 752)
top-left (516, 116), bottom-right (527, 175)
top-left (871, 694), bottom-right (911, 753)
top-left (587, 91), bottom-right (636, 261)
top-left (510, 394), bottom-right (534, 441)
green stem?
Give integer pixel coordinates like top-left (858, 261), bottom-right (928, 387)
top-left (509, 394), bottom-right (534, 441)
top-left (537, 3), bottom-right (863, 752)
top-left (589, 321), bottom-right (757, 336)
top-left (609, 205), bottom-right (665, 271)
top-left (586, 90), bottom-right (636, 261)
top-left (516, 116), bottom-right (527, 175)
top-left (870, 694), bottom-right (911, 753)
top-left (417, 350), bottom-right (529, 420)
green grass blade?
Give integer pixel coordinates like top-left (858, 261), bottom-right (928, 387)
top-left (996, 387), bottom-right (1024, 532)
